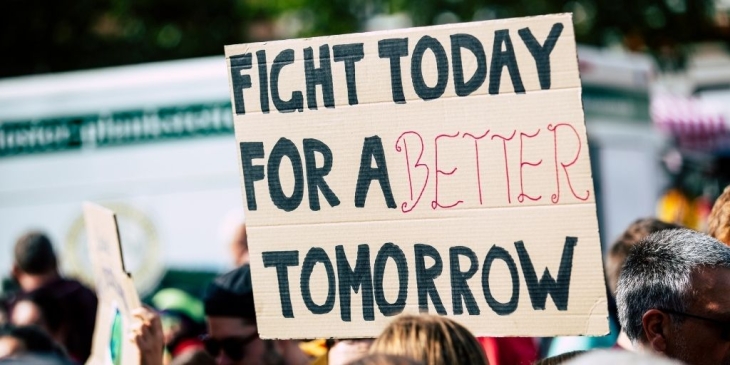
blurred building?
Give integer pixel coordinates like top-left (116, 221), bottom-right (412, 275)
top-left (651, 43), bottom-right (730, 231)
top-left (577, 46), bottom-right (670, 249)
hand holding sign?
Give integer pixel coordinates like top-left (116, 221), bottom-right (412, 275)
top-left (129, 307), bottom-right (164, 365)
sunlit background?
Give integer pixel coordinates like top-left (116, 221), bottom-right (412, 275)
top-left (1, 0), bottom-right (729, 301)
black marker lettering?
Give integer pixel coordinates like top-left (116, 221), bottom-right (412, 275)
top-left (355, 136), bottom-right (396, 209)
top-left (515, 237), bottom-right (576, 310)
top-left (378, 38), bottom-right (409, 104)
top-left (240, 142), bottom-right (265, 211)
top-left (450, 246), bottom-right (480, 315)
top-left (304, 45), bottom-right (335, 110)
top-left (414, 244), bottom-right (446, 314)
top-left (256, 50), bottom-right (270, 113)
top-left (333, 43), bottom-right (365, 106)
top-left (450, 34), bottom-right (487, 97)
top-left (263, 250), bottom-right (299, 318)
top-left (267, 138), bottom-right (304, 212)
top-left (374, 242), bottom-right (408, 316)
top-left (336, 244), bottom-right (375, 321)
top-left (411, 36), bottom-right (448, 101)
top-left (270, 49), bottom-right (304, 112)
top-left (489, 30), bottom-right (525, 95)
top-left (230, 54), bottom-right (252, 115)
top-left (518, 23), bottom-right (564, 90)
top-left (303, 138), bottom-right (340, 211)
top-left (300, 247), bottom-right (336, 314)
top-left (482, 245), bottom-right (520, 315)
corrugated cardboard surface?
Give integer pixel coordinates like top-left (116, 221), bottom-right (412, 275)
top-left (84, 203), bottom-right (142, 365)
top-left (225, 13), bottom-right (608, 339)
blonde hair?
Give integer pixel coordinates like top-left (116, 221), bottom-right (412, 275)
top-left (369, 315), bottom-right (488, 365)
top-left (348, 354), bottom-right (423, 365)
top-left (708, 185), bottom-right (730, 246)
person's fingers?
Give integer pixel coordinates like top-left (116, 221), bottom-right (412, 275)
top-left (131, 320), bottom-right (147, 336)
top-left (131, 306), bottom-right (157, 326)
top-left (149, 312), bottom-right (162, 329)
top-left (130, 320), bottom-right (153, 346)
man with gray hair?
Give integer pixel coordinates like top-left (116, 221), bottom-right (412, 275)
top-left (617, 228), bottom-right (730, 365)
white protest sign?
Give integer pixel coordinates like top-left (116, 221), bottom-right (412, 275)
top-left (225, 13), bottom-right (608, 339)
top-left (83, 202), bottom-right (142, 365)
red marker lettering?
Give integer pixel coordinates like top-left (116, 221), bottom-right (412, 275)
top-left (432, 132), bottom-right (463, 210)
top-left (548, 123), bottom-right (590, 204)
top-left (517, 129), bottom-right (543, 203)
top-left (395, 131), bottom-right (429, 213)
top-left (462, 130), bottom-right (490, 205)
top-left (491, 130), bottom-right (517, 204)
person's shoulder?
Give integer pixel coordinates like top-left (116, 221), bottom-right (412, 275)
top-left (38, 278), bottom-right (97, 303)
top-left (62, 278), bottom-right (98, 303)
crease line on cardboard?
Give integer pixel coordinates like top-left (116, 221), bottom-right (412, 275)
top-left (229, 86), bottom-right (584, 118)
top-left (249, 201), bottom-right (597, 229)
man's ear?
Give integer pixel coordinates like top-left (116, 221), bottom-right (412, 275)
top-left (642, 309), bottom-right (671, 353)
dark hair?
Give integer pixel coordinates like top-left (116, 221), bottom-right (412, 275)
top-left (605, 218), bottom-right (680, 295)
top-left (616, 228), bottom-right (730, 341)
top-left (533, 350), bottom-right (586, 365)
top-left (203, 264), bottom-right (255, 321)
top-left (14, 232), bottom-right (57, 275)
top-left (0, 325), bottom-right (67, 357)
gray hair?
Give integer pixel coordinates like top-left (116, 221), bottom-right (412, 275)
top-left (616, 228), bottom-right (730, 341)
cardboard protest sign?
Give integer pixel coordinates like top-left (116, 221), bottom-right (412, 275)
top-left (225, 13), bottom-right (608, 338)
top-left (83, 202), bottom-right (142, 365)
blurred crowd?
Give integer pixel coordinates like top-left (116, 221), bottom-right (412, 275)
top-left (3, 186), bottom-right (730, 365)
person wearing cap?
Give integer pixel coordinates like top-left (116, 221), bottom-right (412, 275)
top-left (202, 264), bottom-right (309, 365)
top-left (151, 288), bottom-right (207, 360)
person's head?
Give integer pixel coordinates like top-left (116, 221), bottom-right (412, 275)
top-left (11, 232), bottom-right (58, 290)
top-left (605, 218), bottom-right (681, 295)
top-left (327, 339), bottom-right (374, 365)
top-left (709, 185), bottom-right (730, 246)
top-left (203, 264), bottom-right (303, 365)
top-left (230, 224), bottom-right (249, 266)
top-left (151, 288), bottom-right (206, 354)
top-left (347, 354), bottom-right (423, 365)
top-left (369, 314), bottom-right (487, 365)
top-left (616, 228), bottom-right (730, 365)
